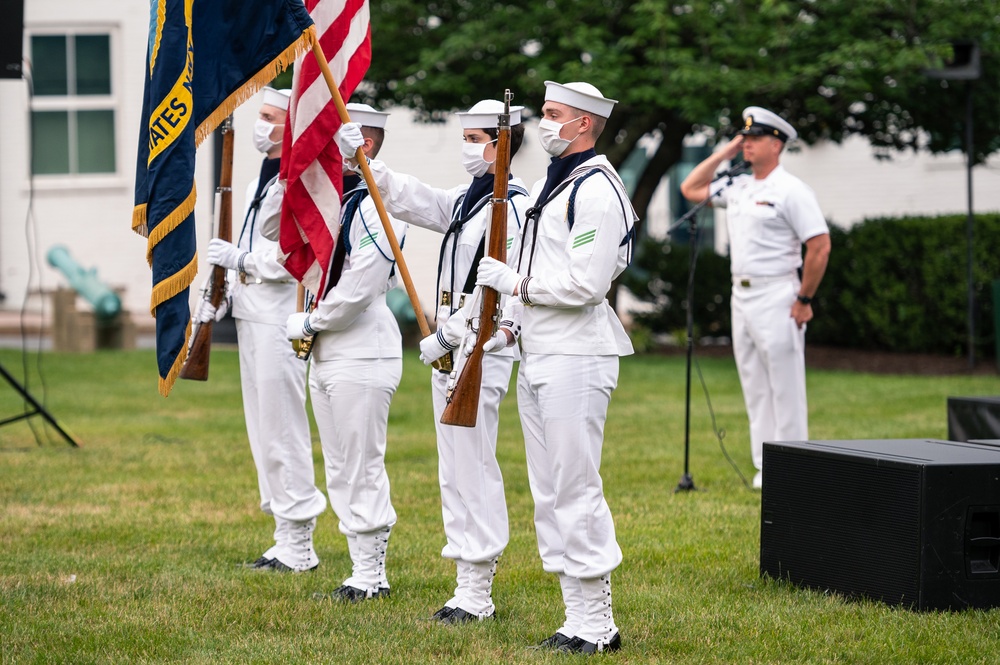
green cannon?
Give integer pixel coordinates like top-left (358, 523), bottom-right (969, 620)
top-left (46, 245), bottom-right (121, 320)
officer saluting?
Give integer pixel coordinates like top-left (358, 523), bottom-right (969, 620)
top-left (680, 106), bottom-right (831, 490)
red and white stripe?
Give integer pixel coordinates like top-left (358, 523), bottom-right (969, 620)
top-left (278, 0), bottom-right (371, 295)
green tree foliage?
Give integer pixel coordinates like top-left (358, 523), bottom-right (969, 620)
top-left (809, 215), bottom-right (1000, 357)
top-left (362, 1), bottom-right (1000, 229)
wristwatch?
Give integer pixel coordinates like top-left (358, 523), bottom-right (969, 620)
top-left (796, 294), bottom-right (812, 305)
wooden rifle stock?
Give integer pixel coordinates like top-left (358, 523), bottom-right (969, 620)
top-left (180, 118), bottom-right (234, 381)
top-left (440, 91), bottom-right (513, 427)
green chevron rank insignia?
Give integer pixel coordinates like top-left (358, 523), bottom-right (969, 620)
top-left (572, 229), bottom-right (596, 250)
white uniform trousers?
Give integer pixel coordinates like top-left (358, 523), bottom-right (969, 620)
top-left (518, 352), bottom-right (623, 579)
top-left (235, 319), bottom-right (326, 521)
top-left (431, 354), bottom-right (512, 564)
top-left (730, 279), bottom-right (809, 471)
top-left (310, 356), bottom-right (400, 537)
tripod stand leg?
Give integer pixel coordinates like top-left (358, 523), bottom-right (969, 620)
top-left (0, 363), bottom-right (80, 447)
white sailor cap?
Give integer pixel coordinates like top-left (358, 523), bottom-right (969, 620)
top-left (261, 87), bottom-right (291, 111)
top-left (346, 102), bottom-right (390, 129)
top-left (543, 81), bottom-right (618, 118)
top-left (454, 99), bottom-right (524, 129)
top-left (740, 106), bottom-right (797, 142)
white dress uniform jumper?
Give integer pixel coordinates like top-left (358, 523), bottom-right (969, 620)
top-left (232, 161), bottom-right (327, 572)
top-left (504, 140), bottom-right (637, 652)
top-left (366, 154), bottom-right (530, 621)
top-left (467, 78), bottom-right (639, 653)
top-left (304, 175), bottom-right (406, 601)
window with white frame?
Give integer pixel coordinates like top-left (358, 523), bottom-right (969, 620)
top-left (29, 31), bottom-right (116, 176)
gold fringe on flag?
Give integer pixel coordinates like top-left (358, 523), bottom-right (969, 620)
top-left (194, 26), bottom-right (317, 147)
top-left (159, 318), bottom-right (193, 397)
top-left (149, 251), bottom-right (199, 317)
top-left (144, 184), bottom-right (197, 265)
top-left (132, 203), bottom-right (148, 237)
top-left (150, 252), bottom-right (198, 396)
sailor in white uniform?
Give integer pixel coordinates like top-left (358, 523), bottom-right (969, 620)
top-left (201, 86), bottom-right (326, 572)
top-left (680, 106), bottom-right (831, 490)
top-left (284, 104), bottom-right (406, 602)
top-left (475, 81), bottom-right (637, 654)
top-left (334, 99), bottom-right (530, 622)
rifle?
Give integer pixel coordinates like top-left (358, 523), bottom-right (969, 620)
top-left (439, 90), bottom-right (513, 428)
top-left (180, 116), bottom-right (234, 381)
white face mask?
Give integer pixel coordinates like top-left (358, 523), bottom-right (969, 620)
top-left (461, 140), bottom-right (496, 178)
top-left (253, 118), bottom-right (283, 154)
top-left (537, 116), bottom-right (583, 157)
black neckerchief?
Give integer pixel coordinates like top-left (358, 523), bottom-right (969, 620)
top-left (535, 148), bottom-right (596, 204)
top-left (238, 156), bottom-right (281, 251)
top-left (459, 173), bottom-right (495, 218)
top-left (343, 173), bottom-right (362, 193)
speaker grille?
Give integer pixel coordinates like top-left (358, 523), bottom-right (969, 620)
top-left (761, 448), bottom-right (922, 605)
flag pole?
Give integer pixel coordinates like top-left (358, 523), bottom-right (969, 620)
top-left (308, 40), bottom-right (432, 341)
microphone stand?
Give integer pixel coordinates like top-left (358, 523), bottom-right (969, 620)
top-left (670, 163), bottom-right (746, 492)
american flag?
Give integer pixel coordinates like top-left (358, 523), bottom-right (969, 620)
top-left (278, 0), bottom-right (372, 295)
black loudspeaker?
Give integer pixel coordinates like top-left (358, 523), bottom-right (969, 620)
top-left (948, 396), bottom-right (1000, 442)
top-left (0, 0), bottom-right (24, 79)
top-left (760, 439), bottom-right (1000, 611)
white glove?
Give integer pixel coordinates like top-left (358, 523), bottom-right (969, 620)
top-left (476, 257), bottom-right (520, 296)
top-left (207, 238), bottom-right (245, 271)
top-left (286, 312), bottom-right (311, 340)
top-left (418, 332), bottom-right (453, 366)
top-left (195, 297), bottom-right (229, 323)
top-left (463, 328), bottom-right (512, 356)
top-left (334, 122), bottom-right (365, 159)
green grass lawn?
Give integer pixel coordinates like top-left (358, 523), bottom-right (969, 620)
top-left (0, 348), bottom-right (998, 664)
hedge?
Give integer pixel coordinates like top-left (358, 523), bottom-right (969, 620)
top-left (620, 214), bottom-right (1000, 358)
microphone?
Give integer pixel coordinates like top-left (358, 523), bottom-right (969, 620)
top-left (713, 160), bottom-right (750, 181)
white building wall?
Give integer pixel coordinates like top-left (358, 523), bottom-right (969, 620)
top-left (2, 1), bottom-right (998, 325)
top-left (1, 1), bottom-right (161, 320)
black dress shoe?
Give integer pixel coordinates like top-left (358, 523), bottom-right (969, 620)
top-left (242, 556), bottom-right (274, 569)
top-left (323, 584), bottom-right (390, 603)
top-left (431, 606), bottom-right (454, 621)
top-left (535, 632), bottom-right (573, 649)
top-left (559, 632), bottom-right (622, 654)
top-left (263, 558), bottom-right (318, 573)
top-left (440, 607), bottom-right (495, 624)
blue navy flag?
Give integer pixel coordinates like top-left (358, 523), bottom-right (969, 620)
top-left (133, 0), bottom-right (314, 396)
